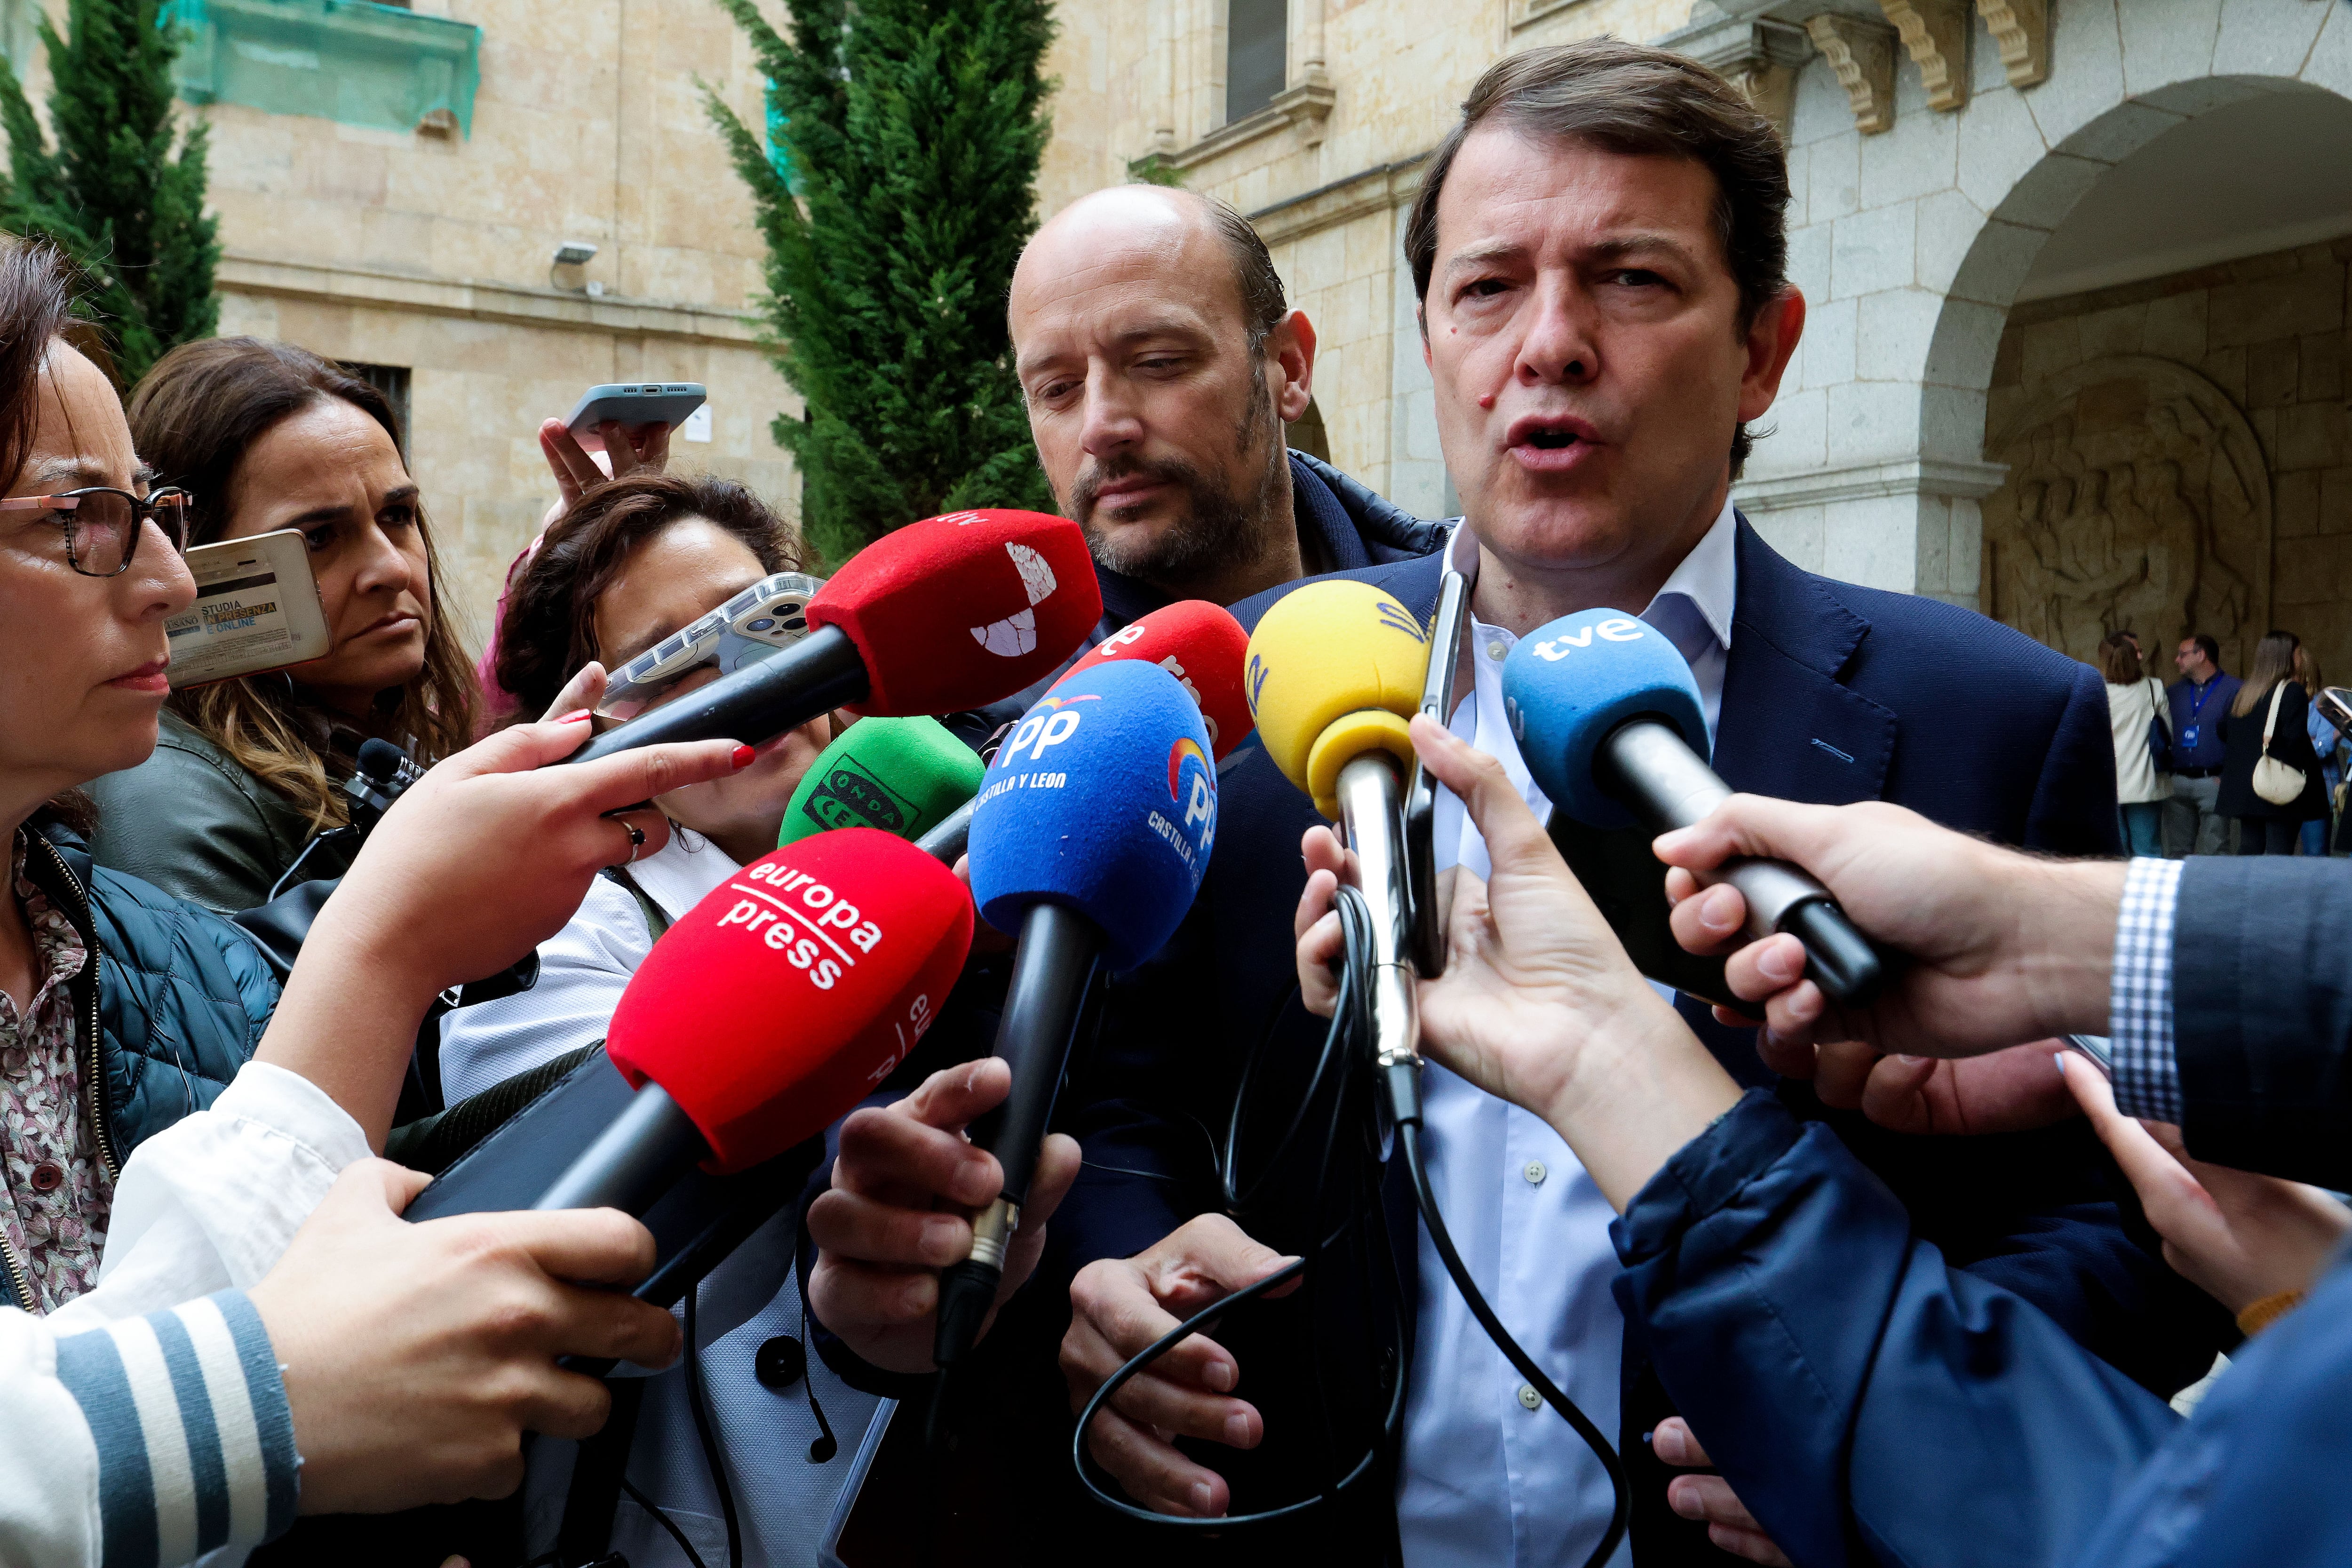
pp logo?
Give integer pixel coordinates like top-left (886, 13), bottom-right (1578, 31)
top-left (1167, 736), bottom-right (1217, 857)
top-left (1001, 695), bottom-right (1093, 763)
top-left (1530, 617), bottom-right (1644, 661)
top-left (970, 542), bottom-right (1061, 657)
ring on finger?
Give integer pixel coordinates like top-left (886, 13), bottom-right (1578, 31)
top-left (613, 815), bottom-right (648, 866)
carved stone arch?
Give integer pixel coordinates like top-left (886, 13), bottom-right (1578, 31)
top-left (1983, 355), bottom-right (2271, 675)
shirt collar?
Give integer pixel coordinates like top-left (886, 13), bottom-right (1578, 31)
top-left (1444, 491), bottom-right (1740, 655)
top-left (625, 829), bottom-right (744, 921)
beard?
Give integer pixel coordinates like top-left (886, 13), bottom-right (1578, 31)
top-left (1067, 364), bottom-right (1287, 587)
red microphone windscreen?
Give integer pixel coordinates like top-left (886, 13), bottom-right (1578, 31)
top-left (1054, 599), bottom-right (1252, 760)
top-left (604, 828), bottom-right (975, 1172)
top-left (805, 510), bottom-right (1102, 717)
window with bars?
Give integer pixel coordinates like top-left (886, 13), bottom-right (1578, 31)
top-left (1225, 0), bottom-right (1287, 125)
top-left (339, 361), bottom-right (413, 457)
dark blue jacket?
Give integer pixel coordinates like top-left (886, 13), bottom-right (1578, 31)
top-left (1618, 1088), bottom-right (2352, 1568)
top-left (2165, 674), bottom-right (2240, 772)
top-left (11, 819), bottom-right (278, 1312)
top-left (1032, 517), bottom-right (2229, 1561)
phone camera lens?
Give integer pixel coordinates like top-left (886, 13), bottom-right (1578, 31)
top-left (747, 617), bottom-right (776, 632)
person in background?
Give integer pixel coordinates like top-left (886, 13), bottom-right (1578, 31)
top-left (86, 340), bottom-right (477, 911)
top-left (2296, 645), bottom-right (2340, 856)
top-left (2217, 629), bottom-right (2327, 857)
top-left (445, 471), bottom-right (859, 1568)
top-left (2100, 631), bottom-right (2169, 857)
top-left (2164, 633), bottom-right (2241, 856)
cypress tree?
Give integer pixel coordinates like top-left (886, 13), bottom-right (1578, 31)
top-left (0, 0), bottom-right (218, 385)
top-left (706, 0), bottom-right (1057, 564)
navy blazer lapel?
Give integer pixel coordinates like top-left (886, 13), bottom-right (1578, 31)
top-left (1714, 516), bottom-right (1896, 805)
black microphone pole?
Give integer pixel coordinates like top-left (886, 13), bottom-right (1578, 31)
top-left (561, 626), bottom-right (869, 765)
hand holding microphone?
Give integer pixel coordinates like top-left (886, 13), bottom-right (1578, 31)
top-left (1652, 792), bottom-right (2126, 1056)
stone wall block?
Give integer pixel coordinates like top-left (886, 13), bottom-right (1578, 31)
top-left (2270, 536), bottom-right (2346, 606)
top-left (1742, 502), bottom-right (1827, 573)
top-left (2324, 466), bottom-right (2352, 537)
top-left (1925, 296), bottom-right (2011, 389)
top-left (1954, 84), bottom-right (2050, 214)
top-left (1803, 294), bottom-right (1859, 390)
top-left (2142, 291), bottom-right (2209, 363)
top-left (2279, 403), bottom-right (2346, 473)
top-left (1805, 129), bottom-right (1864, 223)
top-left (2115, 0), bottom-right (2222, 100)
top-left (2248, 337), bottom-right (2302, 411)
top-left (2021, 314), bottom-right (2083, 383)
top-left (1944, 213), bottom-right (2050, 308)
top-left (1755, 386), bottom-right (1830, 474)
top-left (2022, 0), bottom-right (2125, 151)
top-left (2305, 3), bottom-right (2352, 104)
top-left (1826, 378), bottom-right (1915, 463)
top-left (2277, 469), bottom-right (2320, 540)
top-left (1830, 202), bottom-right (1918, 300)
top-left (1859, 97), bottom-right (1960, 208)
top-left (1862, 286), bottom-right (1950, 378)
top-left (2050, 98), bottom-right (2185, 166)
top-left (1949, 495), bottom-right (1984, 596)
top-left (2211, 263), bottom-right (2346, 348)
top-left (2076, 301), bottom-right (2147, 361)
top-left (1787, 219), bottom-right (1834, 303)
top-left (1995, 150), bottom-right (2107, 232)
top-left (1918, 382), bottom-right (1989, 462)
top-left (2205, 344), bottom-right (2248, 405)
top-left (2302, 331), bottom-right (2344, 404)
top-left (1822, 493), bottom-right (1921, 590)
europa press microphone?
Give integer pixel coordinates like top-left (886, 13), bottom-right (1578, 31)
top-left (1243, 581), bottom-right (1438, 1112)
top-left (562, 509), bottom-right (1101, 764)
top-left (930, 658), bottom-right (1222, 1389)
top-left (1502, 608), bottom-right (1883, 1004)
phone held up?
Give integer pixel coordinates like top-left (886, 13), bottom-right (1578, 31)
top-left (565, 382), bottom-right (707, 452)
top-left (596, 571), bottom-right (827, 723)
top-left (166, 529), bottom-right (333, 689)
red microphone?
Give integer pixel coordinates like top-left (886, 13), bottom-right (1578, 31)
top-left (565, 509), bottom-right (1100, 766)
top-left (1053, 599), bottom-right (1252, 759)
top-left (534, 828), bottom-right (975, 1211)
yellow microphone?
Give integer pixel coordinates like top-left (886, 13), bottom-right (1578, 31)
top-left (1245, 580), bottom-right (1435, 1082)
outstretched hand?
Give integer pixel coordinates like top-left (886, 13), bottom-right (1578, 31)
top-left (1656, 796), bottom-right (2119, 1058)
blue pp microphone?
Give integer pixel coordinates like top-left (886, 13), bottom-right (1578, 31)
top-left (934, 658), bottom-right (1220, 1371)
top-left (1501, 609), bottom-right (1882, 1005)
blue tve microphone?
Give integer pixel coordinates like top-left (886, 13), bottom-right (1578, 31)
top-left (1501, 609), bottom-right (1882, 1005)
top-left (935, 659), bottom-right (1220, 1370)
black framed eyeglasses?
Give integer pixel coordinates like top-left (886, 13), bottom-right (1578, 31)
top-left (0, 486), bottom-right (191, 576)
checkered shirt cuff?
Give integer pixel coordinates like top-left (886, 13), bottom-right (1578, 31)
top-left (2108, 856), bottom-right (2184, 1122)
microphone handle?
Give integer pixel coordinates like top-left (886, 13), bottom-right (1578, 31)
top-left (532, 1082), bottom-right (707, 1214)
top-left (913, 798), bottom-right (974, 864)
top-left (561, 623), bottom-right (869, 766)
top-left (1334, 750), bottom-right (1420, 1076)
top-left (1598, 720), bottom-right (1884, 1005)
top-left (933, 901), bottom-right (1101, 1370)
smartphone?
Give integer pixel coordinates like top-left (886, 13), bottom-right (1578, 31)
top-left (564, 382), bottom-right (707, 451)
top-left (2317, 686), bottom-right (2352, 736)
top-left (596, 571), bottom-right (827, 722)
top-left (166, 530), bottom-right (332, 689)
top-left (1402, 556), bottom-right (1471, 978)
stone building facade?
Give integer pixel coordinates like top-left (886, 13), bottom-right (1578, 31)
top-left (10, 0), bottom-right (797, 647)
top-left (1038, 0), bottom-right (2352, 679)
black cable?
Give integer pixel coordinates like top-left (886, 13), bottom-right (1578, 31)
top-left (1399, 1117), bottom-right (1630, 1568)
top-left (619, 1476), bottom-right (711, 1568)
top-left (263, 826), bottom-right (352, 901)
top-left (799, 1284), bottom-right (838, 1463)
top-left (682, 1281), bottom-right (742, 1568)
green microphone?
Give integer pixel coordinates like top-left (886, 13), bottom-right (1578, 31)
top-left (778, 716), bottom-right (985, 850)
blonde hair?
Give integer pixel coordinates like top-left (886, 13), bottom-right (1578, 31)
top-left (2231, 630), bottom-right (2302, 719)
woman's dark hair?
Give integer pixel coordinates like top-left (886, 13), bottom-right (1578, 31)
top-left (2097, 631), bottom-right (2142, 685)
top-left (1402, 38), bottom-right (1791, 476)
top-left (126, 337), bottom-right (477, 827)
top-left (494, 473), bottom-right (808, 724)
top-left (2, 241), bottom-right (98, 836)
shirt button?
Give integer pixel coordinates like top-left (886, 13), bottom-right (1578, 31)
top-left (1486, 641), bottom-right (1507, 661)
top-left (28, 1163), bottom-right (64, 1194)
top-left (1517, 1384), bottom-right (1542, 1410)
top-left (1523, 1161), bottom-right (1547, 1186)
top-left (754, 1335), bottom-right (807, 1391)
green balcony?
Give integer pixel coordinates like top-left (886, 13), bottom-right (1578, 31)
top-left (161, 0), bottom-right (480, 138)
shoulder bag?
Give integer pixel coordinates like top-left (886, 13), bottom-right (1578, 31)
top-left (2145, 678), bottom-right (2172, 774)
top-left (2254, 683), bottom-right (2308, 806)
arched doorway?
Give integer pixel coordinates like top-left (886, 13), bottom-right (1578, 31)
top-left (1938, 78), bottom-right (2352, 680)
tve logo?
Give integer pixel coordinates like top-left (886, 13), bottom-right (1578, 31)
top-left (1529, 616), bottom-right (1645, 661)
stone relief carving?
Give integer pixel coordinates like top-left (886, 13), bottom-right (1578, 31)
top-left (1983, 355), bottom-right (2271, 675)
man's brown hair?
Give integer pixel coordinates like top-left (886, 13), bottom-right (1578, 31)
top-left (1403, 38), bottom-right (1792, 471)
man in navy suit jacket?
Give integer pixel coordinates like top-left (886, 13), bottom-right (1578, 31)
top-left (1040, 40), bottom-right (2227, 1568)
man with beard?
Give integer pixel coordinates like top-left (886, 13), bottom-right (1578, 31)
top-left (940, 183), bottom-right (1444, 748)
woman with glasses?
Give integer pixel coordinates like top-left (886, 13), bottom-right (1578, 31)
top-left (0, 236), bottom-right (767, 1566)
top-left (83, 340), bottom-right (476, 912)
top-left (445, 472), bottom-right (873, 1568)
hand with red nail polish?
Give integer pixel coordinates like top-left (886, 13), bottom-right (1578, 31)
top-left (808, 1059), bottom-right (1082, 1374)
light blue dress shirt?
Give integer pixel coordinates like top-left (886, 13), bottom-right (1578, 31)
top-left (1400, 498), bottom-right (1737, 1568)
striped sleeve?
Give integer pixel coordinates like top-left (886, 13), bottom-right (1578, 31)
top-left (50, 1291), bottom-right (299, 1568)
